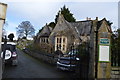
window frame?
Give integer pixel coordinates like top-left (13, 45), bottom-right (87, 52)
top-left (55, 36), bottom-right (67, 53)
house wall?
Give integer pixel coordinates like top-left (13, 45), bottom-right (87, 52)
top-left (88, 20), bottom-right (98, 78)
top-left (0, 3), bottom-right (7, 80)
top-left (52, 29), bottom-right (80, 53)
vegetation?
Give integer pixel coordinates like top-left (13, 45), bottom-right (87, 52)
top-left (111, 29), bottom-right (120, 66)
top-left (37, 5), bottom-right (76, 36)
top-left (48, 22), bottom-right (56, 29)
top-left (107, 20), bottom-right (113, 26)
top-left (17, 39), bottom-right (33, 50)
top-left (26, 42), bottom-right (54, 54)
top-left (55, 5), bottom-right (76, 24)
top-left (16, 21), bottom-right (35, 39)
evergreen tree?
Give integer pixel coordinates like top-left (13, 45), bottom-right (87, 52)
top-left (48, 22), bottom-right (56, 29)
top-left (37, 5), bottom-right (76, 36)
top-left (111, 29), bottom-right (120, 66)
top-left (55, 5), bottom-right (76, 24)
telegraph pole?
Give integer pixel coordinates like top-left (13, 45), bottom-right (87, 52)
top-left (0, 3), bottom-right (7, 80)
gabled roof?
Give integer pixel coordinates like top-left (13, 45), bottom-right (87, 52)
top-left (70, 20), bottom-right (92, 36)
top-left (97, 18), bottom-right (112, 33)
top-left (38, 24), bottom-right (53, 37)
top-left (49, 13), bottom-right (93, 43)
top-left (40, 33), bottom-right (50, 37)
top-left (50, 13), bottom-right (80, 40)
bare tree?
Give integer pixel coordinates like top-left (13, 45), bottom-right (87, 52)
top-left (16, 21), bottom-right (35, 39)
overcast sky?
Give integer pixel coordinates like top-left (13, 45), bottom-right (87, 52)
top-left (0, 0), bottom-right (118, 39)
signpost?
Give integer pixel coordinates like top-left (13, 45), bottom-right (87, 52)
top-left (99, 38), bottom-right (110, 62)
top-left (0, 3), bottom-right (7, 80)
top-left (100, 38), bottom-right (110, 45)
top-left (99, 45), bottom-right (110, 62)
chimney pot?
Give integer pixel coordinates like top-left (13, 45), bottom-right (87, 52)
top-left (96, 17), bottom-right (98, 20)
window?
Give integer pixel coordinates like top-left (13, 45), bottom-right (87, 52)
top-left (40, 37), bottom-right (49, 43)
top-left (55, 36), bottom-right (67, 53)
top-left (63, 45), bottom-right (65, 51)
top-left (63, 38), bottom-right (66, 43)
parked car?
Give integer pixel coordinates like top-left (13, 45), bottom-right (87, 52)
top-left (1, 42), bottom-right (18, 66)
top-left (57, 50), bottom-right (80, 71)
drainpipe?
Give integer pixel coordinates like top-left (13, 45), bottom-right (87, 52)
top-left (95, 18), bottom-right (98, 79)
top-left (95, 30), bottom-right (98, 79)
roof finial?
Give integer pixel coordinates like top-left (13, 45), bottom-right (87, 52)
top-left (46, 23), bottom-right (47, 26)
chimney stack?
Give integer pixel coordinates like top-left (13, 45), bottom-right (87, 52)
top-left (96, 17), bottom-right (98, 20)
top-left (86, 17), bottom-right (89, 20)
top-left (88, 18), bottom-right (91, 20)
top-left (86, 17), bottom-right (91, 20)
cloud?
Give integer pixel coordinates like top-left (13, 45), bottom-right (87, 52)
top-left (5, 2), bottom-right (64, 33)
top-left (4, 20), bottom-right (18, 39)
top-left (1, 1), bottom-right (118, 40)
top-left (65, 2), bottom-right (118, 29)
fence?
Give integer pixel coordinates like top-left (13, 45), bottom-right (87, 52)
top-left (111, 44), bottom-right (120, 78)
top-left (111, 67), bottom-right (120, 78)
top-left (73, 42), bottom-right (90, 79)
top-left (111, 48), bottom-right (120, 67)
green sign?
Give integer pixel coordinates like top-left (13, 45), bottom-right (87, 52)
top-left (100, 38), bottom-right (110, 45)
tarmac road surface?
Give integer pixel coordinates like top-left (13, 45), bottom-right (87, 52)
top-left (2, 49), bottom-right (75, 79)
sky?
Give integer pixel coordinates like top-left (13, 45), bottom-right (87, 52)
top-left (0, 0), bottom-right (119, 40)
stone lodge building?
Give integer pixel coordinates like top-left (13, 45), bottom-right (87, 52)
top-left (35, 13), bottom-right (112, 54)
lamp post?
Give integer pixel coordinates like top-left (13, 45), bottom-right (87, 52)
top-left (0, 2), bottom-right (7, 80)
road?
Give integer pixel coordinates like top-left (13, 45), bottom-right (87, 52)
top-left (2, 49), bottom-right (75, 79)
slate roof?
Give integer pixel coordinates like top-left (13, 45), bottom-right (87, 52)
top-left (49, 14), bottom-right (94, 43)
top-left (50, 14), bottom-right (80, 40)
top-left (40, 33), bottom-right (50, 37)
top-left (70, 20), bottom-right (92, 36)
top-left (38, 24), bottom-right (52, 37)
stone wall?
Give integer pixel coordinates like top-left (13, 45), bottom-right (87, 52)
top-left (111, 67), bottom-right (120, 78)
top-left (23, 48), bottom-right (55, 65)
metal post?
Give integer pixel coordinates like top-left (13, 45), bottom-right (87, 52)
top-left (0, 3), bottom-right (7, 80)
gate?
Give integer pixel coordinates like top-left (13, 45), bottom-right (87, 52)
top-left (75, 42), bottom-right (90, 79)
top-left (111, 34), bottom-right (120, 78)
